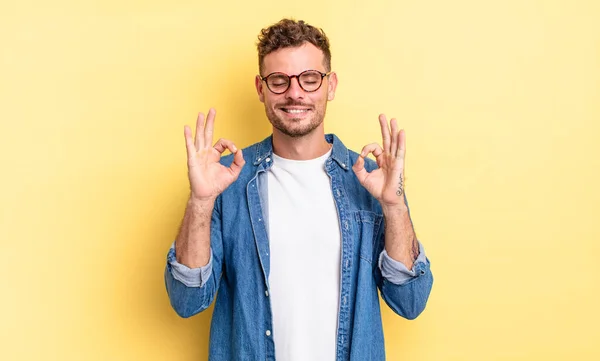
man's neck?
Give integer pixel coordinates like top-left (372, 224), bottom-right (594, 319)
top-left (272, 128), bottom-right (331, 160)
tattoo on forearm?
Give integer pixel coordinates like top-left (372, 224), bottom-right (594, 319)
top-left (396, 175), bottom-right (404, 197)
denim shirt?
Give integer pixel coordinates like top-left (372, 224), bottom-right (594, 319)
top-left (164, 134), bottom-right (433, 361)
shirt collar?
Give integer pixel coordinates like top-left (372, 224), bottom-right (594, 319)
top-left (253, 133), bottom-right (350, 171)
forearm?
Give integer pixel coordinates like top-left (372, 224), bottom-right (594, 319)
top-left (175, 196), bottom-right (215, 268)
top-left (381, 204), bottom-right (419, 270)
top-left (165, 196), bottom-right (221, 317)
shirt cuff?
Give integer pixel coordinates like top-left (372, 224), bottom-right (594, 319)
top-left (378, 241), bottom-right (427, 285)
top-left (167, 242), bottom-right (213, 288)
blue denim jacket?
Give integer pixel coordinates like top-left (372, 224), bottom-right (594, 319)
top-left (165, 134), bottom-right (433, 360)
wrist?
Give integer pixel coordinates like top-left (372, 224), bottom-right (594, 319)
top-left (188, 194), bottom-right (216, 210)
top-left (381, 202), bottom-right (408, 216)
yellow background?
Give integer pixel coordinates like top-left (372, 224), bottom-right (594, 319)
top-left (1, 0), bottom-right (599, 360)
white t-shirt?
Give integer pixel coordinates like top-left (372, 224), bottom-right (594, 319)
top-left (267, 149), bottom-right (341, 361)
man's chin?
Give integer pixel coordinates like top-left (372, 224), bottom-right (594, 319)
top-left (273, 122), bottom-right (318, 138)
top-left (267, 109), bottom-right (324, 138)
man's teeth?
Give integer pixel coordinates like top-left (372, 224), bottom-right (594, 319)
top-left (283, 109), bottom-right (308, 113)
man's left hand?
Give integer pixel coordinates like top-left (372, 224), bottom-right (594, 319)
top-left (352, 114), bottom-right (407, 210)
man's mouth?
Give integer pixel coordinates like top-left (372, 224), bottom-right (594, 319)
top-left (279, 107), bottom-right (311, 114)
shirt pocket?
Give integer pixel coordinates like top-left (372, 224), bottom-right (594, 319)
top-left (353, 210), bottom-right (383, 264)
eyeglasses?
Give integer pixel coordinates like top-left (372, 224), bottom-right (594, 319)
top-left (260, 70), bottom-right (332, 94)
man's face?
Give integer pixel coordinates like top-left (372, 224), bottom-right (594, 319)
top-left (255, 42), bottom-right (337, 138)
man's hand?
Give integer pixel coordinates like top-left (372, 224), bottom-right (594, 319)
top-left (184, 108), bottom-right (245, 202)
top-left (353, 114), bottom-right (419, 268)
top-left (352, 114), bottom-right (406, 209)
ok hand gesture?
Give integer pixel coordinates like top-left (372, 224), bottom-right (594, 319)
top-left (352, 114), bottom-right (407, 209)
top-left (184, 109), bottom-right (245, 202)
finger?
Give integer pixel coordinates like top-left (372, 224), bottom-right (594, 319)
top-left (396, 129), bottom-right (406, 159)
top-left (194, 112), bottom-right (205, 149)
top-left (352, 155), bottom-right (368, 184)
top-left (213, 138), bottom-right (238, 154)
top-left (229, 148), bottom-right (246, 177)
top-left (204, 108), bottom-right (216, 149)
top-left (184, 125), bottom-right (196, 158)
top-left (390, 118), bottom-right (399, 156)
top-left (379, 114), bottom-right (391, 153)
top-left (360, 143), bottom-right (384, 159)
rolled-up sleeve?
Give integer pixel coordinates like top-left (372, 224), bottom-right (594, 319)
top-left (376, 239), bottom-right (433, 320)
top-left (167, 242), bottom-right (214, 288)
top-left (378, 241), bottom-right (427, 285)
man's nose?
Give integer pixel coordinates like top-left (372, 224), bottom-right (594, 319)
top-left (285, 77), bottom-right (305, 100)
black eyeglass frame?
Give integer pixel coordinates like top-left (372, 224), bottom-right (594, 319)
top-left (260, 70), bottom-right (332, 94)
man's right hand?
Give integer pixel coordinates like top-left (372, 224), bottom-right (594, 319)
top-left (184, 108), bottom-right (245, 202)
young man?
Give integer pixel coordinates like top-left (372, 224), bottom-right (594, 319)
top-left (165, 19), bottom-right (433, 361)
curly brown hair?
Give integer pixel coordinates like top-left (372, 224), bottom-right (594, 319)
top-left (257, 18), bottom-right (331, 75)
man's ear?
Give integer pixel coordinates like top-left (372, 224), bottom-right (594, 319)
top-left (327, 72), bottom-right (338, 101)
top-left (255, 75), bottom-right (265, 103)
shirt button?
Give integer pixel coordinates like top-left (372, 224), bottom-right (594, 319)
top-left (265, 290), bottom-right (269, 297)
top-left (266, 157), bottom-right (271, 162)
top-left (266, 330), bottom-right (271, 336)
top-left (341, 163), bottom-right (346, 168)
